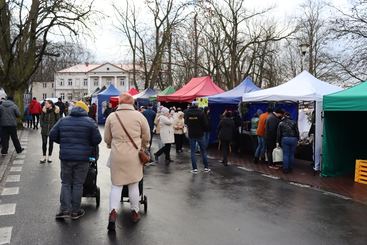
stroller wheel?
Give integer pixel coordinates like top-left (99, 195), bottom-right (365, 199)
top-left (96, 187), bottom-right (100, 208)
top-left (143, 195), bottom-right (148, 214)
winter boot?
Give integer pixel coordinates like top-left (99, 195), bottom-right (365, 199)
top-left (107, 209), bottom-right (117, 231)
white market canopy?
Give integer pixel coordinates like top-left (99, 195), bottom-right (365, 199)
top-left (242, 71), bottom-right (342, 102)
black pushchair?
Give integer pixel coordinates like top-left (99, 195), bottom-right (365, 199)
top-left (82, 147), bottom-right (100, 208)
top-left (120, 178), bottom-right (148, 213)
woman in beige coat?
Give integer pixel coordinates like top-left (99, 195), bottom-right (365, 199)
top-left (173, 111), bottom-right (185, 153)
top-left (154, 107), bottom-right (174, 164)
top-left (104, 93), bottom-right (150, 230)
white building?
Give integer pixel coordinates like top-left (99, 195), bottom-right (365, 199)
top-left (54, 63), bottom-right (144, 101)
top-left (31, 81), bottom-right (55, 100)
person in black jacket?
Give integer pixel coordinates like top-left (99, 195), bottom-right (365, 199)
top-left (55, 98), bottom-right (65, 117)
top-left (265, 108), bottom-right (284, 169)
top-left (218, 111), bottom-right (236, 166)
top-left (277, 112), bottom-right (300, 174)
top-left (184, 102), bottom-right (210, 173)
top-left (49, 101), bottom-right (102, 220)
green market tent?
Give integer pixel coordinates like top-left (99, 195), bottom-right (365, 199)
top-left (150, 86), bottom-right (176, 101)
top-left (322, 82), bottom-right (367, 176)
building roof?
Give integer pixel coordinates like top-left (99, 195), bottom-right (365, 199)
top-left (57, 63), bottom-right (144, 73)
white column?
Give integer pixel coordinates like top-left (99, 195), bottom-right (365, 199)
top-left (88, 76), bottom-right (91, 94)
top-left (114, 76), bottom-right (117, 87)
top-left (99, 76), bottom-right (102, 88)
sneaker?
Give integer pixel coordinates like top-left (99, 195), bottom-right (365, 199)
top-left (1, 153), bottom-right (7, 157)
top-left (55, 210), bottom-right (70, 219)
top-left (269, 165), bottom-right (280, 170)
top-left (204, 168), bottom-right (211, 172)
top-left (47, 156), bottom-right (52, 163)
top-left (40, 157), bottom-right (46, 164)
top-left (190, 169), bottom-right (198, 174)
top-left (131, 210), bottom-right (141, 223)
top-left (107, 209), bottom-right (117, 231)
top-left (71, 209), bottom-right (85, 220)
top-left (17, 148), bottom-right (24, 154)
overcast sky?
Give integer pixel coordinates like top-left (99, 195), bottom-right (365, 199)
top-left (83, 0), bottom-right (349, 63)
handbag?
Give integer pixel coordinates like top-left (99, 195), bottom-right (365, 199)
top-left (272, 143), bottom-right (283, 163)
top-left (115, 113), bottom-right (151, 166)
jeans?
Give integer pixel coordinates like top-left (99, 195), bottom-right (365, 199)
top-left (155, 143), bottom-right (171, 160)
top-left (1, 126), bottom-right (22, 154)
top-left (60, 161), bottom-right (89, 213)
top-left (203, 132), bottom-right (210, 149)
top-left (42, 135), bottom-right (54, 156)
top-left (174, 134), bottom-right (184, 152)
top-left (281, 137), bottom-right (298, 170)
top-left (189, 137), bottom-right (208, 170)
top-left (254, 136), bottom-right (266, 159)
top-left (221, 140), bottom-right (230, 163)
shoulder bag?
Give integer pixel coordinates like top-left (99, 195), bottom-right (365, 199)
top-left (115, 112), bottom-right (151, 166)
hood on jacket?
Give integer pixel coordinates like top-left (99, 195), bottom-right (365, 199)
top-left (42, 105), bottom-right (60, 114)
top-left (70, 106), bottom-right (88, 117)
top-left (1, 100), bottom-right (16, 108)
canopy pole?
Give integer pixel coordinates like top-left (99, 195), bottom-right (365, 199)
top-left (314, 101), bottom-right (323, 172)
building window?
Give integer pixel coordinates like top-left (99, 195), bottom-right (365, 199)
top-left (83, 79), bottom-right (88, 86)
top-left (68, 79), bottom-right (72, 86)
top-left (52, 83), bottom-right (54, 88)
top-left (107, 80), bottom-right (111, 85)
top-left (51, 93), bottom-right (54, 97)
top-left (67, 93), bottom-right (72, 100)
top-left (94, 79), bottom-right (98, 86)
top-left (60, 93), bottom-right (65, 100)
top-left (60, 79), bottom-right (64, 86)
top-left (107, 67), bottom-right (110, 71)
top-left (120, 78), bottom-right (125, 86)
top-left (83, 92), bottom-right (88, 97)
top-left (43, 82), bottom-right (47, 88)
top-left (42, 93), bottom-right (47, 100)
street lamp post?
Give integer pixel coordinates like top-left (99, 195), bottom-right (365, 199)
top-left (299, 43), bottom-right (310, 71)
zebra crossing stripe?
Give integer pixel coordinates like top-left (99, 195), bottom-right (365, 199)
top-left (0, 227), bottom-right (12, 245)
top-left (5, 175), bottom-right (20, 183)
top-left (1, 187), bottom-right (19, 196)
top-left (0, 204), bottom-right (16, 216)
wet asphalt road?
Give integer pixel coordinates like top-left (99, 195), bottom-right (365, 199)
top-left (1, 127), bottom-right (367, 245)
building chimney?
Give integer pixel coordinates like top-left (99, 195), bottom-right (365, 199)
top-left (85, 62), bottom-right (89, 67)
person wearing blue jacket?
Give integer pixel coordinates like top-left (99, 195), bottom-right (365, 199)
top-left (50, 101), bottom-right (102, 220)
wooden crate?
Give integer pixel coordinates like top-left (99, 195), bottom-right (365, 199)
top-left (355, 160), bottom-right (367, 184)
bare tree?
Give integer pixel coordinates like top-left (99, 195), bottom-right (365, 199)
top-left (329, 0), bottom-right (367, 82)
top-left (0, 0), bottom-right (93, 106)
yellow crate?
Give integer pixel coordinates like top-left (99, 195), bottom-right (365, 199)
top-left (355, 160), bottom-right (367, 184)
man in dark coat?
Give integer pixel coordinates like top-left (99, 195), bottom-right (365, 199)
top-left (184, 101), bottom-right (210, 173)
top-left (50, 101), bottom-right (101, 220)
top-left (55, 97), bottom-right (66, 117)
top-left (142, 103), bottom-right (156, 151)
top-left (217, 111), bottom-right (236, 166)
top-left (265, 108), bottom-right (284, 168)
top-left (0, 96), bottom-right (24, 155)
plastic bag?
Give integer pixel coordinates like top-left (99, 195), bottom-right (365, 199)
top-left (272, 144), bottom-right (283, 163)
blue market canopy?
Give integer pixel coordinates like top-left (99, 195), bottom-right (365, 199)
top-left (133, 88), bottom-right (157, 106)
top-left (133, 88), bottom-right (157, 99)
top-left (208, 77), bottom-right (260, 104)
top-left (92, 84), bottom-right (121, 124)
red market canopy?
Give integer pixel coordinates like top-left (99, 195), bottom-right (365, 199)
top-left (110, 88), bottom-right (139, 107)
top-left (128, 88), bottom-right (139, 96)
top-left (158, 76), bottom-right (224, 102)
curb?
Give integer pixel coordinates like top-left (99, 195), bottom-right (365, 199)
top-left (0, 130), bottom-right (24, 183)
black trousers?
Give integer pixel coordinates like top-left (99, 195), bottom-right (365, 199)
top-left (221, 140), bottom-right (231, 163)
top-left (174, 134), bottom-right (184, 152)
top-left (42, 135), bottom-right (54, 156)
top-left (148, 131), bottom-right (153, 151)
top-left (32, 114), bottom-right (40, 129)
top-left (155, 143), bottom-right (171, 160)
top-left (266, 139), bottom-right (276, 165)
top-left (1, 126), bottom-right (22, 154)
